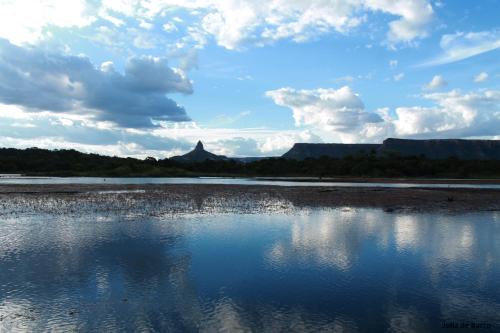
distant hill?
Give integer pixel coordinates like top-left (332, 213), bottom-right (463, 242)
top-left (170, 141), bottom-right (229, 163)
top-left (231, 157), bottom-right (268, 163)
top-left (170, 141), bottom-right (269, 163)
top-left (282, 143), bottom-right (379, 160)
top-left (2, 138), bottom-right (500, 178)
top-left (381, 138), bottom-right (500, 160)
top-left (282, 138), bottom-right (500, 160)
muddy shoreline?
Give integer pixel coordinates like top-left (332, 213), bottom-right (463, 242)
top-left (1, 184), bottom-right (499, 214)
top-left (255, 177), bottom-right (500, 184)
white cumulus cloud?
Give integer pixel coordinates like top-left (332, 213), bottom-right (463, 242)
top-left (267, 86), bottom-right (500, 142)
top-left (0, 0), bottom-right (437, 50)
top-left (365, 0), bottom-right (434, 46)
top-left (394, 90), bottom-right (500, 137)
top-left (97, 0), bottom-right (435, 50)
top-left (474, 72), bottom-right (489, 83)
top-left (0, 0), bottom-right (95, 45)
top-left (266, 86), bottom-right (382, 132)
top-left (423, 75), bottom-right (447, 90)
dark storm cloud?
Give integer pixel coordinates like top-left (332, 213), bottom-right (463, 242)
top-left (0, 38), bottom-right (192, 128)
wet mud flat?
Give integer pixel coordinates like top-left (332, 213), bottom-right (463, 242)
top-left (0, 184), bottom-right (499, 216)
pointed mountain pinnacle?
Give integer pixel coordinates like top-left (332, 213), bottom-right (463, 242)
top-left (195, 140), bottom-right (204, 151)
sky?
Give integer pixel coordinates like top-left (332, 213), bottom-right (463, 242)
top-left (0, 0), bottom-right (499, 158)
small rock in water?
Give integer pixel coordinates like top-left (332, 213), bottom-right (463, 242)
top-left (384, 207), bottom-right (395, 213)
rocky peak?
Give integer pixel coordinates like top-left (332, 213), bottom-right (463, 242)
top-left (171, 140), bottom-right (228, 163)
top-left (195, 140), bottom-right (204, 151)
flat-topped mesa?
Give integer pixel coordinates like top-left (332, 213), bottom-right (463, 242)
top-left (381, 138), bottom-right (500, 160)
top-left (282, 143), bottom-right (380, 160)
top-left (282, 138), bottom-right (500, 160)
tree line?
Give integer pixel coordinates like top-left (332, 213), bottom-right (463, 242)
top-left (1, 147), bottom-right (500, 178)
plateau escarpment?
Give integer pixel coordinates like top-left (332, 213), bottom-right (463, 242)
top-left (282, 143), bottom-right (380, 160)
top-left (282, 138), bottom-right (500, 160)
top-left (381, 138), bottom-right (500, 160)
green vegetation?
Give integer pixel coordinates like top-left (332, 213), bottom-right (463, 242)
top-left (0, 148), bottom-right (187, 177)
top-left (1, 147), bottom-right (500, 178)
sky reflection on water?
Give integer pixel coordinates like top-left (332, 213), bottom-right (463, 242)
top-left (0, 207), bottom-right (499, 332)
top-left (1, 176), bottom-right (500, 189)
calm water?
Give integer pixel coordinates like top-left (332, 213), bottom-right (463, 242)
top-left (0, 207), bottom-right (499, 332)
top-left (1, 176), bottom-right (500, 189)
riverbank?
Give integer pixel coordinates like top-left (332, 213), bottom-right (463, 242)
top-left (1, 184), bottom-right (499, 214)
top-left (255, 177), bottom-right (500, 184)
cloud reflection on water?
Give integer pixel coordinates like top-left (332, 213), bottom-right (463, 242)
top-left (0, 205), bottom-right (499, 331)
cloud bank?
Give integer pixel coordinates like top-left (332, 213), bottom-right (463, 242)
top-left (0, 104), bottom-right (319, 158)
top-left (267, 86), bottom-right (382, 133)
top-left (0, 0), bottom-right (95, 45)
top-left (267, 86), bottom-right (500, 143)
top-left (157, 0), bottom-right (434, 49)
top-left (0, 39), bottom-right (192, 128)
top-left (0, 0), bottom-right (435, 50)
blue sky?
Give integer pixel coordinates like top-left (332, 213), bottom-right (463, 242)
top-left (0, 0), bottom-right (499, 158)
